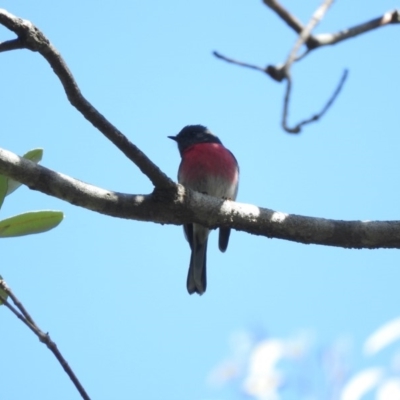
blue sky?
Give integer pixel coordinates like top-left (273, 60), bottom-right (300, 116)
top-left (0, 1), bottom-right (399, 399)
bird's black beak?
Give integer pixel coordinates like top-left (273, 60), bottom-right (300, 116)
top-left (168, 135), bottom-right (177, 142)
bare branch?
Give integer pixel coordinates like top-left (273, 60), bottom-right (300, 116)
top-left (0, 9), bottom-right (173, 189)
top-left (1, 147), bottom-right (400, 249)
top-left (4, 282), bottom-right (38, 327)
top-left (0, 8), bottom-right (398, 247)
top-left (215, 3), bottom-right (398, 132)
top-left (281, 72), bottom-right (295, 132)
top-left (284, 0), bottom-right (335, 71)
top-left (0, 38), bottom-right (24, 52)
top-left (213, 51), bottom-right (266, 73)
top-left (0, 280), bottom-right (91, 400)
top-left (0, 295), bottom-right (33, 329)
top-left (262, 1), bottom-right (399, 51)
top-left (262, 0), bottom-right (320, 49)
top-left (262, 0), bottom-right (304, 33)
top-left (282, 69), bottom-right (348, 133)
top-left (214, 0), bottom-right (332, 78)
top-left (313, 9), bottom-right (400, 47)
top-left (281, 0), bottom-right (337, 133)
top-left (213, 52), bottom-right (288, 82)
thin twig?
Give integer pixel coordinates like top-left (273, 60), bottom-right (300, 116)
top-left (0, 294), bottom-right (35, 330)
top-left (3, 281), bottom-right (38, 326)
top-left (213, 51), bottom-right (288, 82)
top-left (213, 51), bottom-right (266, 72)
top-left (281, 72), bottom-right (294, 132)
top-left (0, 280), bottom-right (91, 400)
top-left (213, 51), bottom-right (290, 82)
top-left (282, 69), bottom-right (348, 133)
top-left (293, 48), bottom-right (312, 63)
top-left (0, 9), bottom-right (173, 190)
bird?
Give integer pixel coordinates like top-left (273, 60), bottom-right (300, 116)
top-left (168, 125), bottom-right (239, 295)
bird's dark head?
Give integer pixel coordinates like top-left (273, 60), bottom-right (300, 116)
top-left (168, 125), bottom-right (222, 154)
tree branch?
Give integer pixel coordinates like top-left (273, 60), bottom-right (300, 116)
top-left (1, 147), bottom-right (400, 249)
top-left (0, 8), bottom-right (399, 249)
top-left (0, 8), bottom-right (173, 190)
top-left (213, 51), bottom-right (267, 73)
top-left (261, 2), bottom-right (399, 51)
top-left (277, 0), bottom-right (335, 133)
top-left (283, 0), bottom-right (334, 71)
top-left (0, 280), bottom-right (91, 400)
top-left (215, 6), bottom-right (399, 72)
top-left (262, 0), bottom-right (304, 33)
top-left (282, 68), bottom-right (348, 133)
top-left (215, 2), bottom-right (398, 132)
top-left (0, 38), bottom-right (24, 52)
top-left (261, 0), bottom-right (320, 49)
top-left (312, 9), bottom-right (400, 47)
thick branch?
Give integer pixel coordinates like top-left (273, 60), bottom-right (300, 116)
top-left (1, 148), bottom-right (400, 249)
top-left (0, 9), bottom-right (173, 189)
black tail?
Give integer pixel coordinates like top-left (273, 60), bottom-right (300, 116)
top-left (187, 241), bottom-right (207, 295)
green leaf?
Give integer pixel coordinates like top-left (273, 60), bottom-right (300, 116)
top-left (0, 210), bottom-right (64, 238)
top-left (6, 148), bottom-right (43, 196)
top-left (23, 149), bottom-right (43, 163)
top-left (0, 175), bottom-right (7, 210)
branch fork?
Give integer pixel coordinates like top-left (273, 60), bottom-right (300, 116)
top-left (214, 1), bottom-right (399, 133)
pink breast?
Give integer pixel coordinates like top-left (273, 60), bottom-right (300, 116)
top-left (178, 143), bottom-right (239, 198)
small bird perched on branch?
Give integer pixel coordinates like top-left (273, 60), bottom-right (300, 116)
top-left (169, 125), bottom-right (239, 295)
